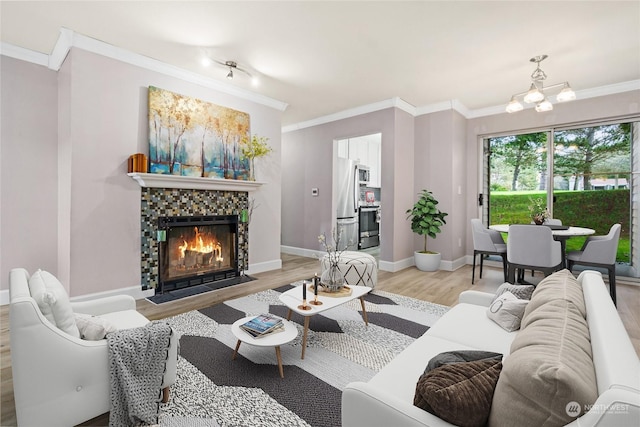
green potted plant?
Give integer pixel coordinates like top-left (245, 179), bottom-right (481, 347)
top-left (240, 134), bottom-right (273, 181)
top-left (406, 189), bottom-right (448, 271)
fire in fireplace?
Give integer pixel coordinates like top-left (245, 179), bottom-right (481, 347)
top-left (157, 215), bottom-right (239, 293)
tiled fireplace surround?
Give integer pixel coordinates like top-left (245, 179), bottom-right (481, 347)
top-left (139, 187), bottom-right (249, 291)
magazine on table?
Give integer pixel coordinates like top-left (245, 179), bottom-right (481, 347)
top-left (240, 313), bottom-right (284, 338)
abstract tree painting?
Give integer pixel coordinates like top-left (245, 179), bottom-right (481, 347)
top-left (148, 86), bottom-right (251, 179)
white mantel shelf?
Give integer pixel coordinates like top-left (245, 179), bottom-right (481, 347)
top-left (128, 173), bottom-right (264, 192)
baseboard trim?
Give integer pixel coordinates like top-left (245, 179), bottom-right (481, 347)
top-left (246, 258), bottom-right (282, 275)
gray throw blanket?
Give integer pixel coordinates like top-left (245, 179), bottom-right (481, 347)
top-left (107, 321), bottom-right (173, 427)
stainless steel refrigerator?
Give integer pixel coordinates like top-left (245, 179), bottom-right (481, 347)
top-left (336, 157), bottom-right (360, 251)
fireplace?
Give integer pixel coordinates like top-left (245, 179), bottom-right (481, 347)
top-left (157, 215), bottom-right (239, 293)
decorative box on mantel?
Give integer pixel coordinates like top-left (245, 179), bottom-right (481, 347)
top-left (128, 172), bottom-right (265, 191)
top-left (128, 173), bottom-right (263, 291)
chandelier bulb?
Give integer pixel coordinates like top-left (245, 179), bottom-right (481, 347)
top-left (556, 83), bottom-right (576, 102)
top-left (535, 98), bottom-right (553, 112)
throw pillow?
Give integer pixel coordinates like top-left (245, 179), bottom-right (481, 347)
top-left (75, 313), bottom-right (118, 340)
top-left (28, 270), bottom-right (80, 338)
top-left (492, 282), bottom-right (534, 302)
top-left (414, 358), bottom-right (503, 427)
top-left (487, 291), bottom-right (529, 332)
top-left (423, 350), bottom-right (503, 373)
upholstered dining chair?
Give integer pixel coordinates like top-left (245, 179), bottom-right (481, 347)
top-left (470, 219), bottom-right (507, 284)
top-left (567, 223), bottom-right (621, 305)
top-left (507, 224), bottom-right (563, 283)
top-left (522, 218), bottom-right (563, 279)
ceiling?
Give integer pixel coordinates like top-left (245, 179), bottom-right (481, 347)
top-left (1, 1), bottom-right (639, 126)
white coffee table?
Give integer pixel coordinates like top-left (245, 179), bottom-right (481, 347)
top-left (231, 315), bottom-right (298, 378)
top-left (278, 282), bottom-right (371, 359)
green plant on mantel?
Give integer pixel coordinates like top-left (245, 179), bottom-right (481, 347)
top-left (406, 189), bottom-right (448, 253)
top-left (240, 134), bottom-right (273, 181)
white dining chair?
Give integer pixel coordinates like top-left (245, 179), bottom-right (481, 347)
top-left (507, 224), bottom-right (563, 283)
top-left (567, 223), bottom-right (621, 306)
top-left (470, 219), bottom-right (507, 284)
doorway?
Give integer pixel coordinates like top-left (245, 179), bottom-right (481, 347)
top-left (335, 133), bottom-right (382, 258)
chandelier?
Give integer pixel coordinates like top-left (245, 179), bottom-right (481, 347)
top-left (506, 55), bottom-right (576, 113)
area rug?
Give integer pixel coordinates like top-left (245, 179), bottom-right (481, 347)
top-left (158, 283), bottom-right (449, 427)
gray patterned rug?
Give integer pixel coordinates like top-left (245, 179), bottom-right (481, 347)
top-left (158, 284), bottom-right (449, 427)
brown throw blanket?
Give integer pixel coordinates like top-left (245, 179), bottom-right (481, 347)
top-left (107, 321), bottom-right (173, 427)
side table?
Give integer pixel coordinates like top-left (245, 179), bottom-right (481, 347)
top-left (231, 315), bottom-right (298, 378)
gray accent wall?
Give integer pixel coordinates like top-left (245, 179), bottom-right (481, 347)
top-left (1, 56), bottom-right (59, 281)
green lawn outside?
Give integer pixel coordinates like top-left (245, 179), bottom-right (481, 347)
top-left (489, 190), bottom-right (630, 263)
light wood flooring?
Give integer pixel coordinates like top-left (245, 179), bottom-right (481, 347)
top-left (1, 253), bottom-right (639, 426)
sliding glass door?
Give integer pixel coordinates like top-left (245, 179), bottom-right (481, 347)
top-left (483, 120), bottom-right (638, 277)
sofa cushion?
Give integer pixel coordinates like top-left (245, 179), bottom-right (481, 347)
top-left (75, 313), bottom-right (118, 340)
top-left (426, 303), bottom-right (517, 356)
top-left (522, 269), bottom-right (586, 321)
top-left (28, 270), bottom-right (80, 338)
top-left (488, 298), bottom-right (598, 427)
top-left (414, 357), bottom-right (502, 427)
top-left (492, 282), bottom-right (534, 302)
top-left (487, 291), bottom-right (528, 332)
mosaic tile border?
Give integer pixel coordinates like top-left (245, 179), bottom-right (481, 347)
top-left (140, 188), bottom-right (249, 290)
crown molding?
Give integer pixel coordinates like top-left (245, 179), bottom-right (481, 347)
top-left (3, 28), bottom-right (288, 112)
top-left (0, 42), bottom-right (48, 66)
top-left (3, 30), bottom-right (636, 128)
top-left (282, 97), bottom-right (417, 133)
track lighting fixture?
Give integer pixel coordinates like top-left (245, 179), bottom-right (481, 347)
top-left (201, 56), bottom-right (258, 86)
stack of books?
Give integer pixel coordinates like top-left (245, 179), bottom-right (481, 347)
top-left (240, 313), bottom-right (284, 338)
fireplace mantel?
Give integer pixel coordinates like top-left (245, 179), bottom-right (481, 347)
top-left (128, 173), bottom-right (264, 192)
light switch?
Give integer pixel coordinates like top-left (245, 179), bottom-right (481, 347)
top-left (312, 188), bottom-right (319, 196)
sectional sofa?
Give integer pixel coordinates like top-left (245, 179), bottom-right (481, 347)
top-left (342, 269), bottom-right (640, 427)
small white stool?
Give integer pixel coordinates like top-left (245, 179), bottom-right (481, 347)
top-left (320, 251), bottom-right (378, 288)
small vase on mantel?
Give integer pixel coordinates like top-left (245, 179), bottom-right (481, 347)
top-left (320, 263), bottom-right (345, 292)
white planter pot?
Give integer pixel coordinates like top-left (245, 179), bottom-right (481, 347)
top-left (414, 251), bottom-right (441, 272)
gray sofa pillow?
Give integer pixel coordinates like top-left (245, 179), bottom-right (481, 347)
top-left (492, 282), bottom-right (534, 302)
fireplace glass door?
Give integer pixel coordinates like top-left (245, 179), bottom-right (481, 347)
top-left (158, 215), bottom-right (239, 292)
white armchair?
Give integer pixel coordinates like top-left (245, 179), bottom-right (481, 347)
top-left (507, 225), bottom-right (563, 283)
top-left (567, 223), bottom-right (621, 305)
top-left (9, 268), bottom-right (178, 427)
top-left (470, 218), bottom-right (507, 284)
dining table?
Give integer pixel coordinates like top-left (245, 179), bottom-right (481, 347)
top-left (489, 224), bottom-right (595, 268)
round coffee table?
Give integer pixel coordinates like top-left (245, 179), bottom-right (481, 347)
top-left (231, 315), bottom-right (298, 378)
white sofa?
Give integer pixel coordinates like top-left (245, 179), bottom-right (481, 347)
top-left (9, 268), bottom-right (179, 427)
top-left (342, 270), bottom-right (640, 427)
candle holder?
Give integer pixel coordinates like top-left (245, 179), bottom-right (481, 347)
top-left (310, 294), bottom-right (323, 306)
top-left (298, 299), bottom-right (312, 310)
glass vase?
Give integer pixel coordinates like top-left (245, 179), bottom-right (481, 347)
top-left (320, 263), bottom-right (345, 292)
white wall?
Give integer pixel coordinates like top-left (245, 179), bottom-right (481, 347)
top-left (1, 49), bottom-right (284, 298)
